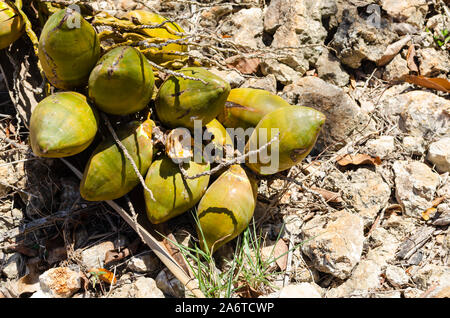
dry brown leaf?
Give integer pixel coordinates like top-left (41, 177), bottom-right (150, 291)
top-left (406, 44), bottom-right (419, 73)
top-left (273, 239), bottom-right (288, 271)
top-left (309, 186), bottom-right (343, 204)
top-left (89, 268), bottom-right (117, 285)
top-left (161, 233), bottom-right (190, 276)
top-left (401, 75), bottom-right (450, 93)
top-left (350, 74), bottom-right (356, 89)
top-left (104, 238), bottom-right (140, 266)
top-left (377, 35), bottom-right (412, 66)
top-left (234, 281), bottom-right (263, 298)
top-left (422, 208), bottom-right (437, 221)
top-left (17, 260), bottom-right (41, 296)
top-left (336, 154), bottom-right (382, 166)
top-left (225, 56), bottom-right (260, 74)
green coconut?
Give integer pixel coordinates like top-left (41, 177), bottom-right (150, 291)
top-left (29, 92), bottom-right (98, 158)
top-left (0, 1), bottom-right (24, 50)
top-left (80, 119), bottom-right (154, 201)
top-left (88, 46), bottom-right (155, 115)
top-left (245, 105), bottom-right (326, 175)
top-left (144, 155), bottom-right (210, 224)
top-left (196, 165), bottom-right (257, 253)
top-left (218, 88), bottom-right (291, 129)
top-left (38, 8), bottom-right (100, 89)
top-left (155, 67), bottom-right (230, 130)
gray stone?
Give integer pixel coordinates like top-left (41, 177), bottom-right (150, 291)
top-left (155, 268), bottom-right (185, 298)
top-left (127, 253), bottom-right (160, 274)
top-left (1, 253), bottom-right (23, 279)
top-left (392, 91), bottom-right (450, 140)
top-left (301, 210), bottom-right (364, 280)
top-left (209, 68), bottom-right (245, 88)
top-left (366, 136), bottom-right (395, 159)
top-left (278, 283), bottom-right (322, 298)
top-left (417, 48), bottom-right (450, 77)
top-left (38, 267), bottom-right (81, 298)
top-left (393, 161), bottom-right (440, 218)
top-left (412, 264), bottom-right (450, 297)
top-left (316, 48), bottom-right (350, 87)
top-left (427, 137), bottom-right (450, 173)
top-left (326, 259), bottom-right (383, 298)
top-left (385, 265), bottom-right (410, 286)
top-left (220, 8), bottom-right (263, 49)
top-left (80, 241), bottom-right (115, 269)
top-left (264, 0), bottom-right (329, 71)
top-left (343, 169), bottom-right (391, 227)
top-left (240, 75), bottom-right (277, 94)
top-left (281, 76), bottom-right (375, 150)
top-left (260, 61), bottom-right (302, 86)
top-left (0, 159), bottom-right (26, 198)
top-left (331, 9), bottom-right (398, 68)
top-left (109, 276), bottom-right (164, 298)
top-left (383, 54), bottom-right (409, 81)
top-left (402, 136), bottom-right (425, 155)
top-left (381, 0), bottom-right (428, 27)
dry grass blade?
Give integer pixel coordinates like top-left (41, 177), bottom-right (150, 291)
top-left (401, 75), bottom-right (450, 93)
top-left (60, 158), bottom-right (205, 298)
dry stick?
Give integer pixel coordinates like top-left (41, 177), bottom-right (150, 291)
top-left (60, 158), bottom-right (206, 298)
top-left (178, 133), bottom-right (280, 180)
top-left (101, 113), bottom-right (155, 202)
top-left (145, 59), bottom-right (209, 85)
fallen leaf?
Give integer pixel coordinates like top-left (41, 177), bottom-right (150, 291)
top-left (336, 154), bottom-right (382, 166)
top-left (225, 56), bottom-right (260, 74)
top-left (401, 75), bottom-right (450, 93)
top-left (350, 74), bottom-right (357, 89)
top-left (377, 35), bottom-right (412, 66)
top-left (17, 259), bottom-right (41, 296)
top-left (273, 239), bottom-right (288, 271)
top-left (406, 44), bottom-right (419, 73)
top-left (309, 186), bottom-right (343, 204)
top-left (161, 233), bottom-right (190, 276)
top-left (104, 238), bottom-right (140, 266)
top-left (422, 208), bottom-right (437, 221)
top-left (234, 280), bottom-right (263, 298)
top-left (89, 268), bottom-right (117, 285)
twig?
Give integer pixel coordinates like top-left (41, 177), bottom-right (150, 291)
top-left (178, 133), bottom-right (280, 180)
top-left (101, 113), bottom-right (155, 202)
top-left (145, 59), bottom-right (208, 85)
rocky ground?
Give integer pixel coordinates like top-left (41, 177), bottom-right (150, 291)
top-left (0, 0), bottom-right (449, 298)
